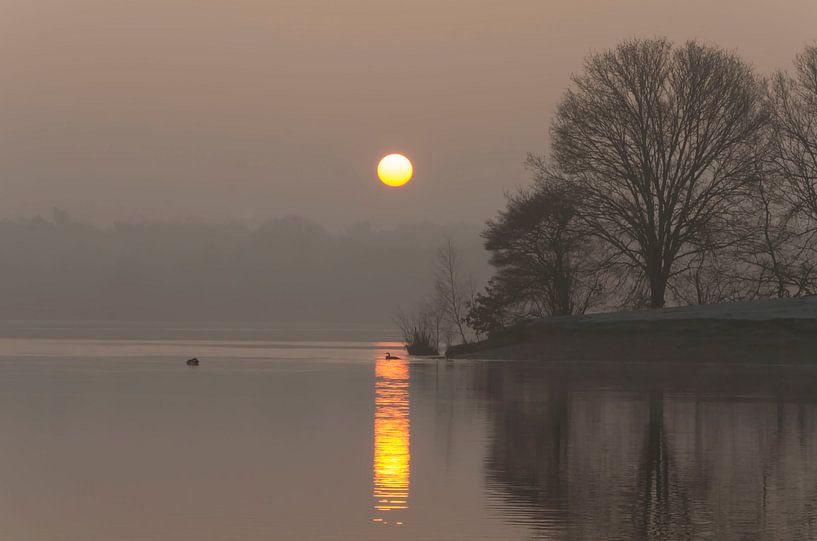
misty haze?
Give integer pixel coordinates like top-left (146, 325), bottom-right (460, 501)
top-left (1, 0), bottom-right (815, 229)
top-left (1, 1), bottom-right (817, 540)
top-left (0, 210), bottom-right (488, 324)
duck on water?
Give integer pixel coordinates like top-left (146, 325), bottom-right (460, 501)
top-left (385, 353), bottom-right (401, 360)
top-left (186, 357), bottom-right (200, 366)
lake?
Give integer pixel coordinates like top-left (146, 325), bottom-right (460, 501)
top-left (1, 329), bottom-right (816, 540)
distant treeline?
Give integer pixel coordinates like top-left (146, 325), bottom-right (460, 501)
top-left (0, 210), bottom-right (488, 323)
top-left (460, 39), bottom-right (817, 339)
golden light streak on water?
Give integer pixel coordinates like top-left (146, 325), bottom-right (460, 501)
top-left (372, 356), bottom-right (410, 525)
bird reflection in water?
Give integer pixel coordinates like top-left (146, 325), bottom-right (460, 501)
top-left (372, 355), bottom-right (410, 526)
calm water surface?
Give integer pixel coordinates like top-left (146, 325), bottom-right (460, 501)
top-left (1, 332), bottom-right (816, 540)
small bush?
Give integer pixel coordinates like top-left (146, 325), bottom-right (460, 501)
top-left (394, 307), bottom-right (440, 356)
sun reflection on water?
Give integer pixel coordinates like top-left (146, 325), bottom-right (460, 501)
top-left (372, 356), bottom-right (410, 525)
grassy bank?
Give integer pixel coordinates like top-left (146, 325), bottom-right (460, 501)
top-left (447, 297), bottom-right (817, 363)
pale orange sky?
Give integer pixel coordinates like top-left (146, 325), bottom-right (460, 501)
top-left (0, 0), bottom-right (814, 228)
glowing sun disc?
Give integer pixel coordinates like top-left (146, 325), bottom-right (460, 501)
top-left (377, 154), bottom-right (413, 187)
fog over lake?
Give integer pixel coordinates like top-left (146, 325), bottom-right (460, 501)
top-left (2, 331), bottom-right (816, 540)
top-left (0, 213), bottom-right (489, 323)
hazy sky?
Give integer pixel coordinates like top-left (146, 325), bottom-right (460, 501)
top-left (1, 0), bottom-right (815, 228)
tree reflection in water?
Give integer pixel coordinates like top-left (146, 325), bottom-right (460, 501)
top-left (460, 362), bottom-right (817, 540)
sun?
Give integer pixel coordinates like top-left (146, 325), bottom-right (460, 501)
top-left (377, 153), bottom-right (413, 187)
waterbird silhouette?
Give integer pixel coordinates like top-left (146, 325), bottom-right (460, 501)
top-left (186, 357), bottom-right (199, 366)
top-left (385, 353), bottom-right (401, 360)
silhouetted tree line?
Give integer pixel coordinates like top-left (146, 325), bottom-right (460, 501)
top-left (0, 211), bottom-right (488, 323)
top-left (467, 39), bottom-right (817, 336)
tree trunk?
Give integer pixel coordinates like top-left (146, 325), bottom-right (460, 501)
top-left (649, 272), bottom-right (666, 308)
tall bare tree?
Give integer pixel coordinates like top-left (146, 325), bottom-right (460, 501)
top-left (551, 38), bottom-right (767, 308)
top-left (434, 239), bottom-right (471, 345)
top-left (769, 45), bottom-right (817, 220)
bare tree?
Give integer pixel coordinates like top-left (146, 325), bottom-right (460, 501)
top-left (769, 45), bottom-right (817, 220)
top-left (421, 295), bottom-right (450, 354)
top-left (434, 239), bottom-right (471, 345)
top-left (739, 173), bottom-right (817, 297)
top-left (731, 55), bottom-right (817, 300)
top-left (551, 38), bottom-right (768, 308)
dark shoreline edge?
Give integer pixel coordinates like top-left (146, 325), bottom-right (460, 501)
top-left (447, 298), bottom-right (817, 364)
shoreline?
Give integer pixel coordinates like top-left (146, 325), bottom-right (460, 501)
top-left (447, 297), bottom-right (817, 363)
